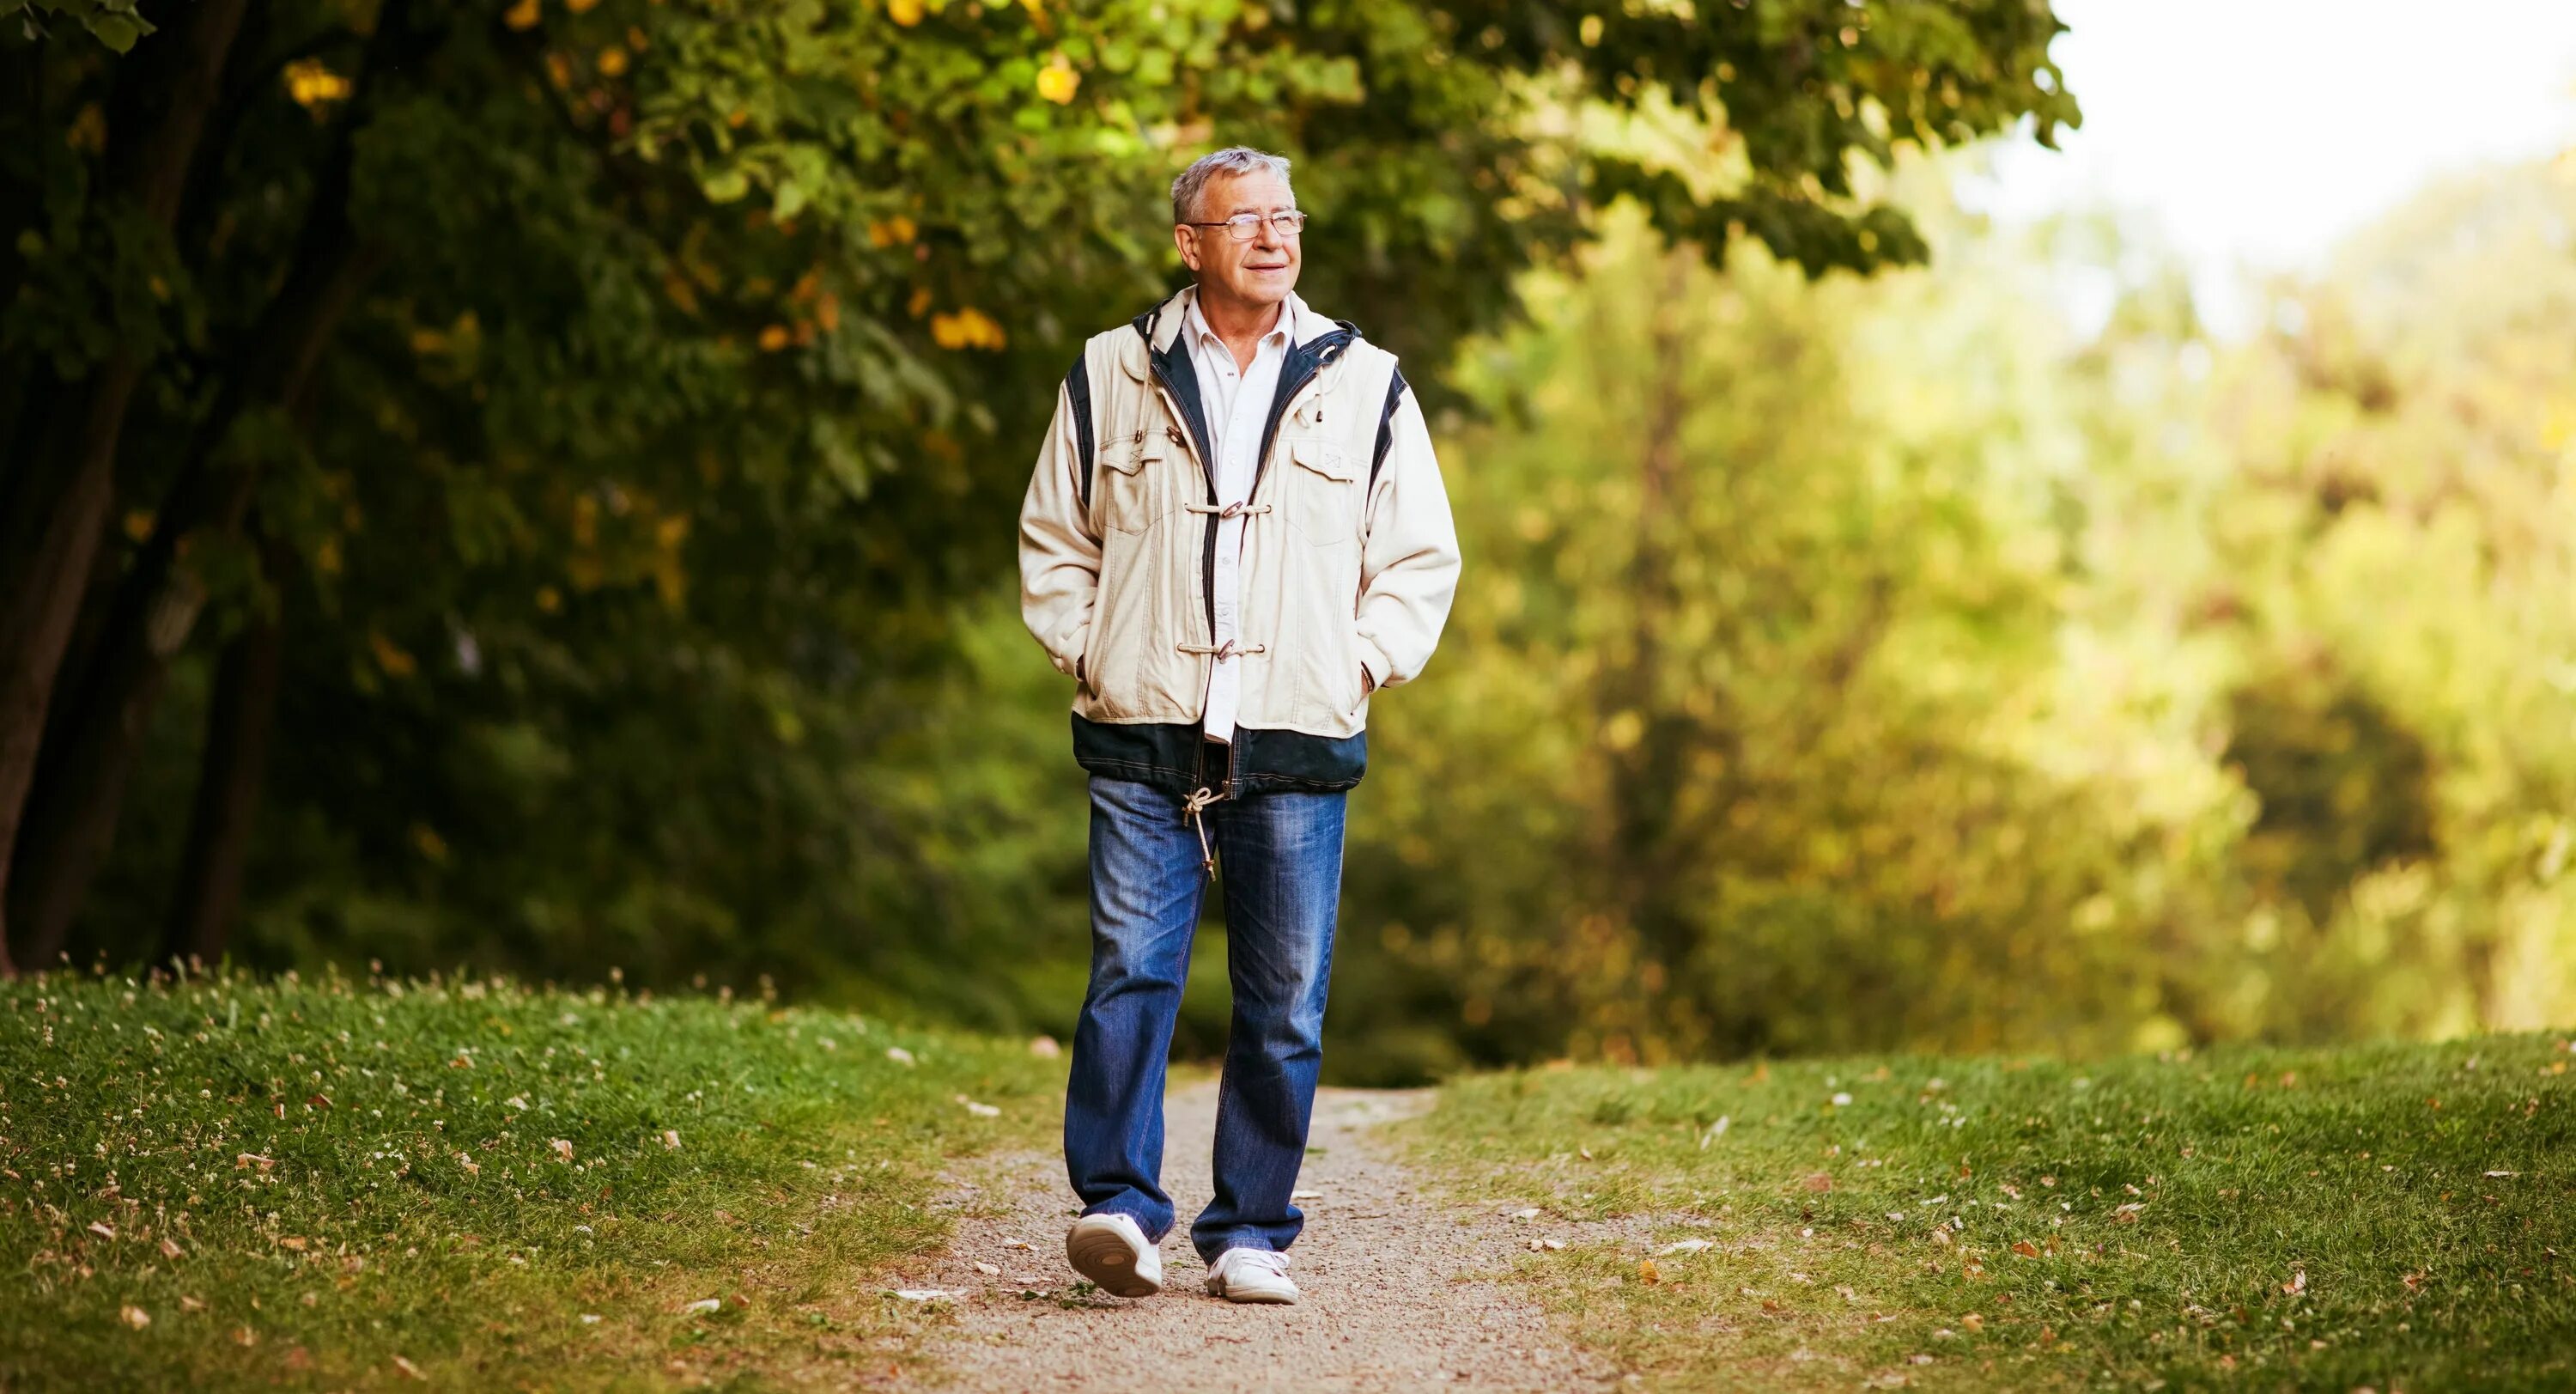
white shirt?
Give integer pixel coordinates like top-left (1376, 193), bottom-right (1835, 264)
top-left (1182, 289), bottom-right (1298, 746)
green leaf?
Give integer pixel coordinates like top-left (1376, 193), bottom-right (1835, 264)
top-left (700, 168), bottom-right (750, 204)
top-left (82, 11), bottom-right (147, 52)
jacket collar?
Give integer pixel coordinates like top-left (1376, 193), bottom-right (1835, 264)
top-left (1128, 285), bottom-right (1350, 375)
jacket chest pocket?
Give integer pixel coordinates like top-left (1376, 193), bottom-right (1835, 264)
top-left (1096, 427), bottom-right (1177, 534)
top-left (1281, 436), bottom-right (1358, 545)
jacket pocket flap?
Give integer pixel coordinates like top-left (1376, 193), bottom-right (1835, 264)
top-left (1102, 431), bottom-right (1166, 475)
top-left (1289, 436), bottom-right (1355, 482)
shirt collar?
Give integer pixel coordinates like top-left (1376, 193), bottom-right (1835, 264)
top-left (1183, 287), bottom-right (1302, 356)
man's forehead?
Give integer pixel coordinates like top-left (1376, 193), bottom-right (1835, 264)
top-left (1200, 171), bottom-right (1296, 213)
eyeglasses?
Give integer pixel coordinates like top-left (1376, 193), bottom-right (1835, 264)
top-left (1182, 210), bottom-right (1307, 241)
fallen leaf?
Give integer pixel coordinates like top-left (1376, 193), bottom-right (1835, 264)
top-left (885, 1047), bottom-right (917, 1067)
top-left (955, 1096), bottom-right (1000, 1118)
top-left (88, 1221), bottom-right (116, 1240)
top-left (121, 1306), bottom-right (150, 1329)
top-left (551, 1139), bottom-right (574, 1162)
top-left (1640, 1259), bottom-right (1661, 1284)
top-left (2012, 1240), bottom-right (2041, 1257)
top-left (391, 1354), bottom-right (424, 1380)
top-left (2484, 1171), bottom-right (2519, 1178)
top-left (505, 1095), bottom-right (530, 1111)
top-left (307, 1093), bottom-right (332, 1110)
top-left (1510, 1208), bottom-right (1541, 1221)
top-left (161, 1237), bottom-right (184, 1259)
top-left (1803, 1172), bottom-right (1833, 1193)
top-left (1291, 1190), bottom-right (1321, 1200)
top-left (280, 1237), bottom-right (307, 1252)
top-left (1657, 1239), bottom-right (1714, 1256)
top-left (179, 1295), bottom-right (204, 1312)
top-left (683, 1298), bottom-right (722, 1315)
top-left (661, 1129), bottom-right (682, 1150)
top-left (2283, 1269), bottom-right (2306, 1295)
top-left (974, 1262), bottom-right (1001, 1276)
top-left (890, 1288), bottom-right (958, 1302)
top-left (1542, 1238), bottom-right (1565, 1251)
top-left (235, 1153), bottom-right (276, 1172)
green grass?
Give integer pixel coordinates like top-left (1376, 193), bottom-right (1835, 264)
top-left (1415, 1036), bottom-right (2576, 1391)
top-left (0, 968), bottom-right (1058, 1391)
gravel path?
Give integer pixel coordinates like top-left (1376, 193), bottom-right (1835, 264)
top-left (900, 1080), bottom-right (1616, 1392)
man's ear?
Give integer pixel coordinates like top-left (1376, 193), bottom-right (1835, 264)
top-left (1173, 224), bottom-right (1201, 272)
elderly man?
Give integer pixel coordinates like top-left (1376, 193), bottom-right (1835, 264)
top-left (1017, 147), bottom-right (1461, 1305)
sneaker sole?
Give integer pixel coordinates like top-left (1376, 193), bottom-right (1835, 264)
top-left (1066, 1222), bottom-right (1162, 1298)
top-left (1207, 1279), bottom-right (1297, 1305)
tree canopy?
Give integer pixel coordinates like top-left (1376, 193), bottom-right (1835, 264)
top-left (1, 0), bottom-right (2074, 979)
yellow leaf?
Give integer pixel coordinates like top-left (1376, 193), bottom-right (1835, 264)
top-left (887, 0), bottom-right (923, 25)
top-left (121, 1306), bottom-right (150, 1330)
top-left (565, 0), bottom-right (600, 12)
top-left (283, 59), bottom-right (352, 109)
top-left (907, 287), bottom-right (933, 318)
top-left (757, 324), bottom-right (791, 352)
top-left (369, 631), bottom-right (417, 679)
top-left (1035, 58), bottom-right (1079, 105)
top-left (123, 509), bottom-right (155, 543)
top-left (537, 585), bottom-right (562, 614)
top-left (929, 307), bottom-right (1005, 350)
top-left (503, 0), bottom-right (541, 30)
top-left (597, 47), bottom-right (629, 77)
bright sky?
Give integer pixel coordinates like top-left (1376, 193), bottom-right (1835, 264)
top-left (1963, 0), bottom-right (2576, 333)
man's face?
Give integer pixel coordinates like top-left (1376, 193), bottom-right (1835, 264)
top-left (1175, 169), bottom-right (1300, 309)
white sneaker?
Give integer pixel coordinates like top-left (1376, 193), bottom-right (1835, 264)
top-left (1204, 1246), bottom-right (1298, 1304)
top-left (1065, 1212), bottom-right (1163, 1298)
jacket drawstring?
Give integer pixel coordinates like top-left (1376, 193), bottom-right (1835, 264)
top-left (1182, 786), bottom-right (1223, 880)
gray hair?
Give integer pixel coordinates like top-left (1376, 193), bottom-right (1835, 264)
top-left (1170, 147), bottom-right (1293, 226)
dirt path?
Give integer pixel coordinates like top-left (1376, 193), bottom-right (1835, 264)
top-left (897, 1081), bottom-right (1617, 1392)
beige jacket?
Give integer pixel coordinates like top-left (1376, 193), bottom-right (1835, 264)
top-left (1019, 287), bottom-right (1460, 746)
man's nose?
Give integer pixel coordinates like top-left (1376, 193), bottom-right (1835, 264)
top-left (1252, 219), bottom-right (1285, 253)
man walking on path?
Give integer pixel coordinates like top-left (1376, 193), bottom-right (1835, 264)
top-left (1018, 147), bottom-right (1461, 1306)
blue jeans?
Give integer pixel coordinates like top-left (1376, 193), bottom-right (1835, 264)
top-left (1063, 766), bottom-right (1346, 1263)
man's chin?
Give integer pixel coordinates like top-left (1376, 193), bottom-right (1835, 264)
top-left (1226, 271), bottom-right (1297, 303)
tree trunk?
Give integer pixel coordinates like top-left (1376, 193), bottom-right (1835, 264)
top-left (0, 0), bottom-right (249, 975)
top-left (165, 532), bottom-right (288, 968)
top-left (9, 234), bottom-right (375, 965)
top-left (9, 0), bottom-right (422, 965)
